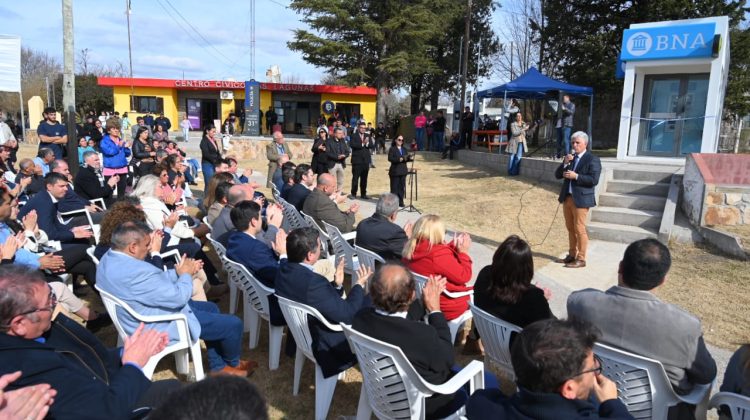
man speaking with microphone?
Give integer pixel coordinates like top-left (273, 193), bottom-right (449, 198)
top-left (554, 131), bottom-right (601, 268)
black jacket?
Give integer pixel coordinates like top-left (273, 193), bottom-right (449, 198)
top-left (311, 138), bottom-right (328, 174)
top-left (199, 136), bottom-right (222, 165)
top-left (473, 266), bottom-right (555, 329)
top-left (349, 131), bottom-right (371, 166)
top-left (74, 165), bottom-right (114, 202)
top-left (16, 173), bottom-right (45, 196)
top-left (388, 145), bottom-right (412, 177)
top-left (355, 213), bottom-right (408, 261)
top-left (286, 183), bottom-right (311, 212)
top-left (353, 308), bottom-right (457, 418)
top-left (131, 138), bottom-right (156, 161)
top-left (554, 151), bottom-right (601, 208)
top-left (0, 314), bottom-right (152, 420)
top-left (324, 138), bottom-right (350, 169)
top-left (466, 388), bottom-right (634, 420)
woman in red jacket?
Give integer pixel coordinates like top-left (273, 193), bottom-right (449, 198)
top-left (402, 214), bottom-right (473, 320)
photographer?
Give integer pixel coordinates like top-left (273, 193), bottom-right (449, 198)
top-left (388, 135), bottom-right (414, 207)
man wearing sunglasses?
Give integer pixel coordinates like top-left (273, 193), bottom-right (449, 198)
top-left (466, 319), bottom-right (634, 419)
top-left (0, 265), bottom-right (179, 418)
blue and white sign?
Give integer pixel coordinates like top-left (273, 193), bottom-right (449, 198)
top-left (621, 23), bottom-right (716, 61)
top-left (322, 100), bottom-right (335, 114)
top-left (244, 80), bottom-right (260, 136)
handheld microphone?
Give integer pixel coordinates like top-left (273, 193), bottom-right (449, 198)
top-left (563, 149), bottom-right (575, 169)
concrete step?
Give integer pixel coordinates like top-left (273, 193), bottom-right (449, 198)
top-left (612, 169), bottom-right (676, 183)
top-left (598, 192), bottom-right (667, 212)
top-left (588, 221), bottom-right (658, 243)
top-left (591, 207), bottom-right (663, 230)
top-left (606, 180), bottom-right (670, 196)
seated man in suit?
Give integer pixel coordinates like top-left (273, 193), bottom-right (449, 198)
top-left (0, 265), bottom-right (181, 419)
top-left (567, 238), bottom-right (716, 418)
top-left (275, 227), bottom-right (372, 379)
top-left (50, 159), bottom-right (105, 226)
top-left (17, 173), bottom-right (94, 246)
top-left (226, 157), bottom-right (255, 185)
top-left (279, 164), bottom-right (296, 200)
top-left (286, 163), bottom-right (314, 212)
top-left (15, 158), bottom-right (45, 196)
top-left (353, 264), bottom-right (466, 418)
top-left (97, 222), bottom-right (256, 377)
top-left (466, 318), bottom-right (633, 420)
top-left (74, 151), bottom-right (118, 206)
top-left (302, 173), bottom-right (358, 234)
top-left (214, 186), bottom-right (283, 247)
top-left (355, 193), bottom-right (412, 261)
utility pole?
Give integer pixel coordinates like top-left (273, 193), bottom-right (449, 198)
top-left (62, 0), bottom-right (78, 174)
top-left (249, 0), bottom-right (256, 80)
top-left (126, 0), bottom-right (134, 110)
top-left (538, 0), bottom-right (545, 70)
top-left (458, 0), bottom-right (471, 145)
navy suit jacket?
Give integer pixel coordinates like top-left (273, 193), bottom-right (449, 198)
top-left (57, 184), bottom-right (91, 213)
top-left (275, 262), bottom-right (367, 377)
top-left (285, 183), bottom-right (311, 212)
top-left (18, 191), bottom-right (75, 242)
top-left (355, 213), bottom-right (408, 261)
top-left (226, 230), bottom-right (286, 325)
top-left (554, 151), bottom-right (601, 208)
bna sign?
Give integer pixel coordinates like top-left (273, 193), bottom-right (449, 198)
top-left (621, 22), bottom-right (718, 61)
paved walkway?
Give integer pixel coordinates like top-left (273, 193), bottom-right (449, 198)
top-left (182, 133), bottom-right (730, 396)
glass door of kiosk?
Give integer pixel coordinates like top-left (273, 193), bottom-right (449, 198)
top-left (638, 74), bottom-right (709, 156)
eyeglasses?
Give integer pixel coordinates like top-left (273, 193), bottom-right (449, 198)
top-left (13, 287), bottom-right (57, 319)
top-left (568, 354), bottom-right (603, 380)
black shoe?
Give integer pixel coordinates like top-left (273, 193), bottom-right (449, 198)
top-left (360, 195), bottom-right (369, 200)
top-left (86, 313), bottom-right (112, 332)
top-left (189, 181), bottom-right (198, 186)
top-left (347, 194), bottom-right (356, 200)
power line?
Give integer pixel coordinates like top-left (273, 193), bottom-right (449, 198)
top-left (267, 0), bottom-right (289, 9)
top-left (162, 0), bottom-right (234, 64)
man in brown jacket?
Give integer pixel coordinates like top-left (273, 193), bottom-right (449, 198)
top-left (266, 131), bottom-right (291, 188)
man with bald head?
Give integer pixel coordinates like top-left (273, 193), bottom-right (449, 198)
top-left (302, 173), bottom-right (358, 233)
top-left (353, 264), bottom-right (464, 418)
top-left (212, 183), bottom-right (258, 240)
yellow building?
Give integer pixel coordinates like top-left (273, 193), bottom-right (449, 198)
top-left (97, 77), bottom-right (377, 136)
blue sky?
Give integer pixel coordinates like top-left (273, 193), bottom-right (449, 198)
top-left (1, 0), bottom-right (505, 89)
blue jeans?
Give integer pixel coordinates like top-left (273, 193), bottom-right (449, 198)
top-left (557, 126), bottom-right (571, 157)
top-left (201, 160), bottom-right (215, 194)
top-left (508, 144), bottom-right (523, 176)
top-left (433, 131), bottom-right (445, 152)
top-left (189, 300), bottom-right (243, 371)
top-left (415, 127), bottom-right (425, 150)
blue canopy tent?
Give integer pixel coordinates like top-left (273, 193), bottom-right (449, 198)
top-left (477, 67), bottom-right (595, 147)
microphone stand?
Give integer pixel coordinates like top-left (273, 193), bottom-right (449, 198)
top-left (400, 150), bottom-right (421, 213)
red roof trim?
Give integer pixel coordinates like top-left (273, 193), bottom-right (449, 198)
top-left (97, 77), bottom-right (377, 95)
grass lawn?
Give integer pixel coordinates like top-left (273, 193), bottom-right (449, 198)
top-left (18, 143), bottom-right (748, 418)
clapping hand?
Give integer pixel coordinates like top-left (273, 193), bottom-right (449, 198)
top-left (107, 175), bottom-right (119, 188)
top-left (71, 225), bottom-right (94, 239)
top-left (0, 371), bottom-right (56, 420)
top-left (355, 265), bottom-right (373, 288)
top-left (38, 253), bottom-right (65, 272)
top-left (271, 229), bottom-right (287, 256)
top-left (149, 230), bottom-right (163, 254)
top-left (423, 275), bottom-right (447, 313)
top-left (266, 204), bottom-right (283, 228)
top-left (121, 323), bottom-right (169, 369)
top-left (403, 222), bottom-right (414, 238)
top-left (453, 232), bottom-right (472, 254)
top-left (175, 255), bottom-right (202, 276)
top-left (22, 210), bottom-right (38, 232)
top-left (1, 233), bottom-right (22, 260)
top-left (163, 211), bottom-right (179, 229)
top-left (333, 258), bottom-right (345, 287)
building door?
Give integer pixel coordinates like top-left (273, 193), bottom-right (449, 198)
top-left (185, 98), bottom-right (219, 131)
top-left (637, 74), bottom-right (709, 156)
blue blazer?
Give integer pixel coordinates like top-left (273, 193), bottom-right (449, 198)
top-left (226, 230), bottom-right (286, 325)
top-left (275, 262), bottom-right (368, 378)
top-left (57, 185), bottom-right (92, 213)
top-left (555, 152), bottom-right (601, 208)
top-left (17, 191), bottom-right (75, 242)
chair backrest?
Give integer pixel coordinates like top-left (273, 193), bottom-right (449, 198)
top-left (342, 324), bottom-right (435, 419)
top-left (709, 392), bottom-right (750, 420)
top-left (323, 221), bottom-right (356, 270)
top-left (202, 216), bottom-right (213, 232)
top-left (301, 211), bottom-right (329, 255)
top-left (279, 197), bottom-right (308, 231)
top-left (86, 246), bottom-right (100, 264)
top-left (594, 342), bottom-right (679, 419)
top-left (354, 245), bottom-right (385, 273)
top-left (276, 295), bottom-right (342, 363)
top-left (96, 286), bottom-right (144, 341)
top-left (271, 185), bottom-right (281, 202)
top-left (410, 271), bottom-right (429, 300)
top-left (222, 258), bottom-right (274, 318)
top-left (468, 303), bottom-right (520, 380)
top-left (206, 233), bottom-right (226, 260)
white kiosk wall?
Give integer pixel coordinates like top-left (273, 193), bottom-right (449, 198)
top-left (616, 16), bottom-right (729, 162)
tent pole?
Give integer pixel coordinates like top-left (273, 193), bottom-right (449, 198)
top-left (18, 90), bottom-right (25, 141)
top-left (589, 95), bottom-right (593, 149)
top-left (499, 90), bottom-right (507, 145)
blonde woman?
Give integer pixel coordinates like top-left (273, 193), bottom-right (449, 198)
top-left (402, 214), bottom-right (473, 320)
top-left (508, 112), bottom-right (528, 176)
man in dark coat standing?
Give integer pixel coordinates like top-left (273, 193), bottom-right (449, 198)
top-left (554, 131), bottom-right (601, 269)
top-left (349, 121), bottom-right (371, 199)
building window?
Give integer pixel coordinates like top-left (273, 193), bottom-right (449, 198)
top-left (130, 96), bottom-right (164, 113)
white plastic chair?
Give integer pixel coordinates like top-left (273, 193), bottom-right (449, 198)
top-left (222, 258), bottom-right (284, 370)
top-left (301, 211), bottom-right (330, 256)
top-left (342, 324), bottom-right (485, 420)
top-left (201, 216), bottom-right (213, 232)
top-left (276, 295), bottom-right (347, 420)
top-left (271, 185), bottom-right (281, 202)
top-left (58, 207), bottom-right (100, 244)
top-left (323, 221), bottom-right (359, 277)
top-left (206, 233), bottom-right (239, 314)
top-left (278, 196), bottom-right (309, 231)
top-left (594, 342), bottom-right (713, 420)
top-left (354, 245), bottom-right (385, 272)
top-left (410, 271), bottom-right (474, 343)
top-left (95, 286), bottom-right (205, 381)
top-left (709, 392), bottom-right (750, 420)
top-left (468, 303), bottom-right (520, 381)
top-left (89, 197), bottom-right (107, 210)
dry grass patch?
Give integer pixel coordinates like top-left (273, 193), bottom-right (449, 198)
top-left (717, 224), bottom-right (750, 252)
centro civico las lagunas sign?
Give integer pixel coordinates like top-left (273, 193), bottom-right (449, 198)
top-left (174, 79), bottom-right (316, 92)
top-left (621, 22), bottom-right (717, 61)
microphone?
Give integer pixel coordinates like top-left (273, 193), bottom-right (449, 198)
top-left (563, 149), bottom-right (575, 169)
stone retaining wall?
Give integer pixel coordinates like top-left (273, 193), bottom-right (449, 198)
top-left (226, 137), bottom-right (314, 161)
top-left (703, 188), bottom-right (750, 225)
top-left (455, 149), bottom-right (561, 183)
top-left (683, 153), bottom-right (750, 226)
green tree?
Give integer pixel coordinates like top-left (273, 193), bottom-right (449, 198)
top-left (287, 0), bottom-right (446, 123)
top-left (52, 74), bottom-right (113, 117)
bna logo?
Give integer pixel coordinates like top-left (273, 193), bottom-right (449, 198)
top-left (626, 32), bottom-right (652, 57)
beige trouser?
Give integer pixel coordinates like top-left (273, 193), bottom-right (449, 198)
top-left (313, 258), bottom-right (335, 282)
top-left (563, 196), bottom-right (590, 261)
top-left (50, 281), bottom-right (85, 313)
top-left (192, 269), bottom-right (209, 301)
top-left (329, 163), bottom-right (345, 192)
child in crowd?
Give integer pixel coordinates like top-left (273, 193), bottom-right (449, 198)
top-left (78, 137), bottom-right (95, 164)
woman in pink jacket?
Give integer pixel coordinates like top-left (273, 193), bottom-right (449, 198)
top-left (414, 111), bottom-right (427, 151)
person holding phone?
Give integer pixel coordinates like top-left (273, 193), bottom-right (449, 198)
top-left (387, 135), bottom-right (413, 207)
top-left (99, 120), bottom-right (131, 200)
